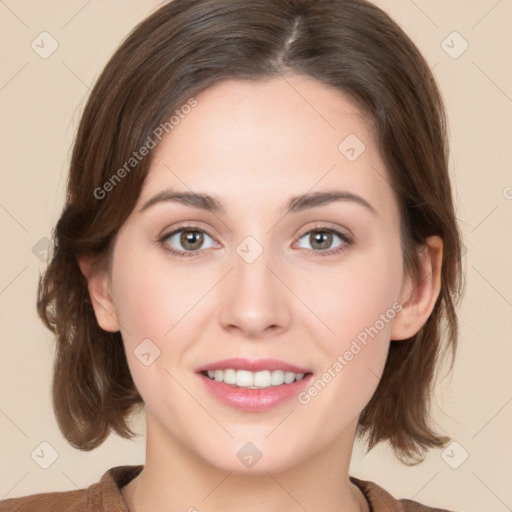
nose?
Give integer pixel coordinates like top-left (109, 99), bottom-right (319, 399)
top-left (218, 243), bottom-right (292, 339)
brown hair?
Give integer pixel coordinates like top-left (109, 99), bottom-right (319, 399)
top-left (37, 0), bottom-right (464, 463)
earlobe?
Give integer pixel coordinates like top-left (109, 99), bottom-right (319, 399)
top-left (78, 255), bottom-right (120, 333)
top-left (390, 236), bottom-right (443, 341)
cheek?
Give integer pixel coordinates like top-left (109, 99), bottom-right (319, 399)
top-left (110, 247), bottom-right (192, 342)
top-left (109, 247), bottom-right (208, 393)
top-left (114, 273), bottom-right (165, 341)
top-left (302, 239), bottom-right (403, 394)
top-left (307, 243), bottom-right (403, 344)
top-left (297, 269), bottom-right (401, 432)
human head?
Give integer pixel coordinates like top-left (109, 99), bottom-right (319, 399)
top-left (37, 0), bottom-right (464, 464)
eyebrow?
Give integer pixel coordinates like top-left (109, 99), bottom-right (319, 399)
top-left (138, 189), bottom-right (377, 216)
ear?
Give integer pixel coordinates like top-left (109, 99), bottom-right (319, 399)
top-left (391, 235), bottom-right (443, 341)
top-left (78, 255), bottom-right (120, 333)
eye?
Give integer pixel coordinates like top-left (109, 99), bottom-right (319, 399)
top-left (159, 226), bottom-right (218, 258)
top-left (159, 225), bottom-right (353, 259)
top-left (295, 227), bottom-right (353, 256)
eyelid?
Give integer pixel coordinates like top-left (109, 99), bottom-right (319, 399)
top-left (159, 221), bottom-right (218, 242)
top-left (158, 223), bottom-right (219, 257)
top-left (293, 221), bottom-right (353, 243)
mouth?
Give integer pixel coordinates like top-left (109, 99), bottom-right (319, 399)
top-left (195, 358), bottom-right (314, 412)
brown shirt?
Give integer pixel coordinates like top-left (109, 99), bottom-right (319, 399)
top-left (0, 465), bottom-right (455, 511)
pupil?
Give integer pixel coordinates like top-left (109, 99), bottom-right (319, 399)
top-left (181, 230), bottom-right (203, 250)
top-left (312, 231), bottom-right (331, 250)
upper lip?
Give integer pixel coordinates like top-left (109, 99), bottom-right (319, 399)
top-left (196, 358), bottom-right (311, 374)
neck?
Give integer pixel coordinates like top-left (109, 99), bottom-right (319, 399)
top-left (122, 413), bottom-right (368, 512)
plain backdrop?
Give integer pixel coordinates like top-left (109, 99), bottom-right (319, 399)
top-left (0, 1), bottom-right (511, 510)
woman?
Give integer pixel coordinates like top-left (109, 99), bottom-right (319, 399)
top-left (0, 0), bottom-right (464, 510)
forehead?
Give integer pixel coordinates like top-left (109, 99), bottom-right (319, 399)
top-left (137, 75), bottom-right (397, 221)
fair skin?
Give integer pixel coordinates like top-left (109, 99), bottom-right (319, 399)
top-left (80, 74), bottom-right (442, 512)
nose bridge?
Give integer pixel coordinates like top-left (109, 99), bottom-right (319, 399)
top-left (218, 234), bottom-right (290, 336)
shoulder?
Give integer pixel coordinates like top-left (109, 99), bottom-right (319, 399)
top-left (0, 465), bottom-right (143, 512)
top-left (0, 489), bottom-right (89, 512)
top-left (350, 476), bottom-right (457, 512)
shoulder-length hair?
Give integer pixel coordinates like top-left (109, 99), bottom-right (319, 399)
top-left (37, 0), bottom-right (464, 464)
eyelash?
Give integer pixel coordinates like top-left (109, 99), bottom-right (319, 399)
top-left (158, 224), bottom-right (354, 259)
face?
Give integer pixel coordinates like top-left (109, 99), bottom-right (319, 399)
top-left (98, 75), bottom-right (409, 473)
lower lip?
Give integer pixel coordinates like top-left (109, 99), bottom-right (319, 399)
top-left (198, 372), bottom-right (313, 412)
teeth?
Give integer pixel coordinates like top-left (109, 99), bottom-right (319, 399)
top-left (223, 369), bottom-right (236, 385)
top-left (204, 369), bottom-right (306, 388)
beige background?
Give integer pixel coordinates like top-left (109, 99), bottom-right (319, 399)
top-left (0, 0), bottom-right (511, 510)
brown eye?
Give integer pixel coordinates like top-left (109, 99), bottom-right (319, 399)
top-left (180, 230), bottom-right (204, 250)
top-left (296, 227), bottom-right (352, 257)
top-left (161, 227), bottom-right (217, 257)
top-left (309, 231), bottom-right (333, 250)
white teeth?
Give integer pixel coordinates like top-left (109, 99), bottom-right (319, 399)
top-left (253, 370), bottom-right (271, 387)
top-left (235, 370), bottom-right (254, 387)
top-left (271, 370), bottom-right (285, 386)
top-left (203, 369), bottom-right (307, 388)
top-left (284, 371), bottom-right (296, 384)
top-left (223, 368), bottom-right (236, 385)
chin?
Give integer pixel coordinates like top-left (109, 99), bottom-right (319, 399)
top-left (195, 436), bottom-right (309, 476)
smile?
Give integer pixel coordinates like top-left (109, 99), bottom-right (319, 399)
top-left (202, 369), bottom-right (308, 389)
